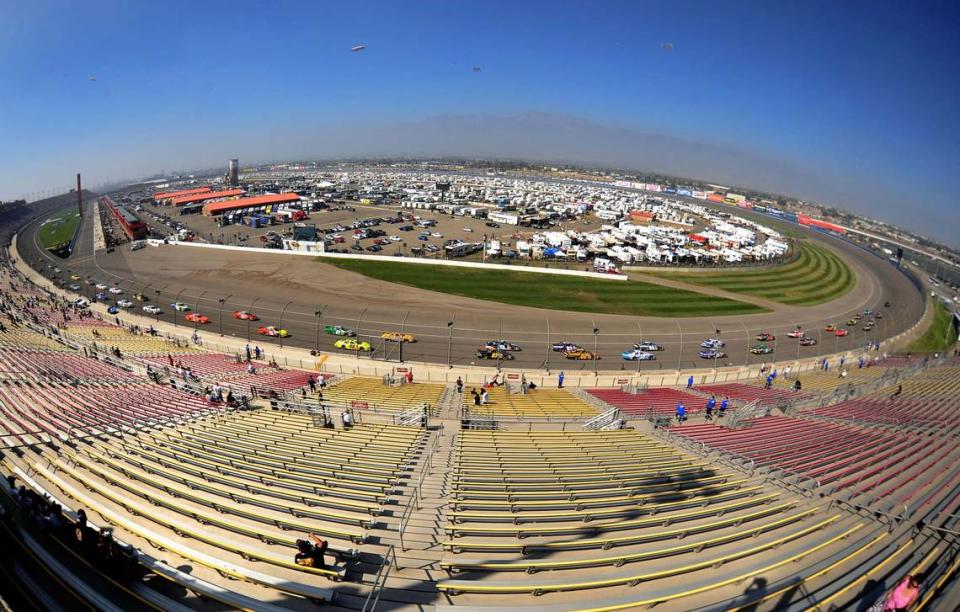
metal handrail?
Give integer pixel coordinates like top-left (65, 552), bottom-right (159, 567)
top-left (361, 544), bottom-right (396, 612)
top-left (397, 491), bottom-right (418, 552)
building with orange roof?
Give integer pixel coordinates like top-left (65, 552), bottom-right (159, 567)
top-left (171, 189), bottom-right (245, 207)
top-left (153, 186), bottom-right (211, 202)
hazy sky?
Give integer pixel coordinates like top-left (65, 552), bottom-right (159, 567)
top-left (1, 1), bottom-right (958, 244)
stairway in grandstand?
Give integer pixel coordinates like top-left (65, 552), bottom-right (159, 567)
top-left (4, 259), bottom-right (960, 609)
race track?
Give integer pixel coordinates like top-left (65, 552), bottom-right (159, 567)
top-left (17, 200), bottom-right (926, 373)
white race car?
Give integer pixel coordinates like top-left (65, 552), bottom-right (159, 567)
top-left (108, 287), bottom-right (123, 294)
top-left (116, 299), bottom-right (134, 308)
top-left (622, 349), bottom-right (656, 361)
top-left (143, 305), bottom-right (162, 315)
top-left (95, 283), bottom-right (108, 290)
top-left (171, 302), bottom-right (190, 312)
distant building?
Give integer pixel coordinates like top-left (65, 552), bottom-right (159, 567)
top-left (227, 159), bottom-right (239, 187)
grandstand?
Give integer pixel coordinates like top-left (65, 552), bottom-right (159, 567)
top-left (2, 249), bottom-right (960, 609)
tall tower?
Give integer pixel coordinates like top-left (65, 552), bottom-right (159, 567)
top-left (76, 173), bottom-right (82, 216)
top-left (227, 159), bottom-right (239, 187)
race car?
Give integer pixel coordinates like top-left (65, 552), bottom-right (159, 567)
top-left (95, 283), bottom-right (108, 290)
top-left (799, 336), bottom-right (817, 346)
top-left (750, 343), bottom-right (774, 355)
top-left (184, 313), bottom-right (210, 324)
top-left (875, 313), bottom-right (883, 319)
top-left (476, 347), bottom-right (515, 360)
top-left (633, 341), bottom-right (664, 351)
top-left (862, 323), bottom-right (875, 331)
top-left (755, 332), bottom-right (776, 342)
top-left (68, 284), bottom-right (81, 291)
top-left (884, 301), bottom-right (891, 308)
top-left (485, 340), bottom-right (521, 352)
top-left (107, 306), bottom-right (119, 314)
top-left (834, 328), bottom-right (849, 337)
top-left (258, 326), bottom-right (289, 337)
top-left (74, 298), bottom-right (90, 308)
top-left (566, 349), bottom-right (600, 360)
top-left (335, 339), bottom-right (372, 351)
top-left (382, 332), bottom-right (416, 343)
top-left (846, 319), bottom-right (858, 326)
top-left (863, 309), bottom-right (874, 316)
top-left (232, 310), bottom-right (259, 321)
top-left (116, 299), bottom-right (134, 308)
top-left (552, 341), bottom-right (582, 352)
top-left (787, 330), bottom-right (805, 339)
top-left (824, 324), bottom-right (837, 332)
top-left (95, 292), bottom-right (109, 301)
top-left (70, 274), bottom-right (81, 281)
top-left (324, 325), bottom-right (355, 336)
top-left (699, 349), bottom-right (727, 359)
top-left (622, 349), bottom-right (656, 361)
top-left (108, 287), bottom-right (123, 294)
top-left (133, 293), bottom-right (148, 302)
top-left (700, 339), bottom-right (725, 349)
top-left (171, 302), bottom-right (190, 312)
top-left (142, 305), bottom-right (162, 315)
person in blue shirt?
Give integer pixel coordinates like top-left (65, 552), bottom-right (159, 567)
top-left (687, 375), bottom-right (694, 389)
top-left (558, 371), bottom-right (565, 389)
top-left (705, 395), bottom-right (716, 420)
top-left (719, 396), bottom-right (728, 417)
top-left (675, 402), bottom-right (687, 423)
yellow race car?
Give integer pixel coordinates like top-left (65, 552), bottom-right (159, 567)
top-left (70, 274), bottom-right (81, 281)
top-left (335, 339), bottom-right (372, 351)
top-left (381, 331), bottom-right (416, 343)
top-left (566, 349), bottom-right (600, 360)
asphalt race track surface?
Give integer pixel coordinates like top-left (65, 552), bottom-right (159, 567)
top-left (18, 202), bottom-right (926, 373)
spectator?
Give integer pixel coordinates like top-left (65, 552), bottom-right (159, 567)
top-left (558, 371), bottom-right (565, 389)
top-left (308, 375), bottom-right (316, 393)
top-left (319, 376), bottom-right (327, 390)
top-left (705, 396), bottom-right (716, 420)
top-left (471, 388), bottom-right (481, 406)
top-left (294, 533), bottom-right (330, 568)
top-left (254, 345), bottom-right (262, 360)
top-left (480, 388), bottom-right (489, 405)
top-left (247, 362), bottom-right (256, 375)
top-left (794, 379), bottom-right (803, 391)
top-left (455, 376), bottom-right (463, 394)
top-left (719, 396), bottom-right (729, 417)
top-left (890, 384), bottom-right (903, 399)
top-left (687, 375), bottom-right (694, 389)
top-left (675, 402), bottom-right (687, 424)
top-left (341, 409), bottom-right (354, 428)
top-left (405, 369), bottom-right (414, 385)
top-left (883, 574), bottom-right (921, 611)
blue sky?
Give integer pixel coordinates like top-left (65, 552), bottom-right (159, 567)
top-left (1, 1), bottom-right (958, 244)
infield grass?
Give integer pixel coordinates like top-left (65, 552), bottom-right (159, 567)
top-left (38, 209), bottom-right (81, 251)
top-left (645, 242), bottom-right (856, 306)
top-left (326, 259), bottom-right (767, 317)
top-left (906, 300), bottom-right (957, 354)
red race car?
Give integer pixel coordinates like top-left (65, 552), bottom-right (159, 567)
top-left (185, 313), bottom-right (210, 324)
top-left (232, 310), bottom-right (259, 321)
top-left (834, 328), bottom-right (849, 337)
top-left (755, 332), bottom-right (776, 341)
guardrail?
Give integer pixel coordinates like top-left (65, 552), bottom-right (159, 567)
top-left (361, 544), bottom-right (396, 612)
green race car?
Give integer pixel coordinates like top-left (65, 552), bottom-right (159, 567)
top-left (324, 325), bottom-right (356, 337)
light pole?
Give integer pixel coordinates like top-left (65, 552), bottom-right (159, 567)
top-left (446, 316), bottom-right (455, 369)
top-left (247, 297), bottom-right (260, 341)
top-left (741, 321), bottom-right (750, 366)
top-left (356, 308), bottom-right (367, 359)
top-left (277, 300), bottom-right (293, 348)
top-left (636, 322), bottom-right (643, 373)
top-left (153, 289), bottom-right (161, 324)
top-left (497, 317), bottom-right (503, 371)
top-left (218, 295), bottom-right (231, 337)
top-left (592, 323), bottom-right (599, 374)
top-left (676, 321), bottom-right (684, 371)
top-left (545, 319), bottom-right (551, 371)
top-left (314, 307), bottom-right (324, 354)
top-left (173, 288), bottom-right (186, 326)
top-left (193, 290), bottom-right (208, 333)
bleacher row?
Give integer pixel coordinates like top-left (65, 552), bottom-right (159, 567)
top-left (1, 257), bottom-right (960, 608)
